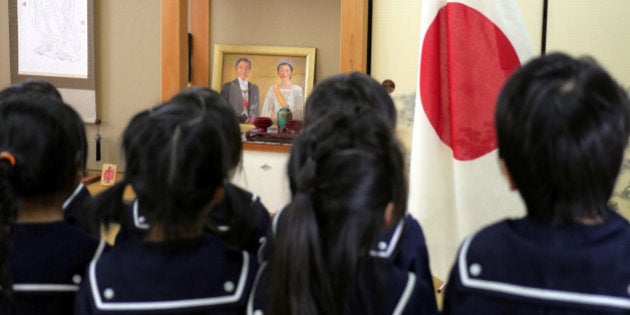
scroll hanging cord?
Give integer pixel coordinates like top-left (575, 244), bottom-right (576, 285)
top-left (95, 119), bottom-right (101, 161)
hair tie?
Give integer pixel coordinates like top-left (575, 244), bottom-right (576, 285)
top-left (0, 152), bottom-right (16, 167)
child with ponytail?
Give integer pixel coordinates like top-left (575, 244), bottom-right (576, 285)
top-left (302, 73), bottom-right (437, 303)
top-left (0, 91), bottom-right (102, 314)
top-left (250, 107), bottom-right (437, 314)
top-left (75, 101), bottom-right (256, 314)
top-left (114, 87), bottom-right (271, 265)
top-left (0, 79), bottom-right (96, 236)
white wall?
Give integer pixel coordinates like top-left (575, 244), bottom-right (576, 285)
top-left (546, 0), bottom-right (630, 86)
top-left (232, 150), bottom-right (291, 214)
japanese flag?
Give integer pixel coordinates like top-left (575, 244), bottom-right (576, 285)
top-left (408, 0), bottom-right (534, 279)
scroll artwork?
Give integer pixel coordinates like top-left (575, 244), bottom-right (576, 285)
top-left (9, 0), bottom-right (97, 122)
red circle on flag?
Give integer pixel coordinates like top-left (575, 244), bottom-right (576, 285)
top-left (420, 3), bottom-right (521, 161)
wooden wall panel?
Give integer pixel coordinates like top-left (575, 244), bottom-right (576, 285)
top-left (190, 0), bottom-right (211, 87)
top-left (340, 0), bottom-right (369, 72)
top-left (161, 0), bottom-right (188, 101)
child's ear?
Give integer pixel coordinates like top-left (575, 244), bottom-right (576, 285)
top-left (211, 187), bottom-right (225, 206)
top-left (199, 187), bottom-right (226, 220)
top-left (499, 159), bottom-right (517, 191)
top-left (383, 202), bottom-right (394, 228)
top-left (76, 152), bottom-right (86, 177)
top-left (74, 167), bottom-right (83, 186)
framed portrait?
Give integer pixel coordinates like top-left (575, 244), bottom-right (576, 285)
top-left (8, 0), bottom-right (97, 122)
top-left (212, 44), bottom-right (316, 151)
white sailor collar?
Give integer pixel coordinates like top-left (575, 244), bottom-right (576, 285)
top-left (457, 229), bottom-right (630, 310)
top-left (12, 239), bottom-right (106, 294)
top-left (369, 218), bottom-right (405, 259)
top-left (87, 240), bottom-right (252, 312)
top-left (272, 207), bottom-right (405, 260)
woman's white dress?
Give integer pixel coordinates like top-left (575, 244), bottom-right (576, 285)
top-left (261, 84), bottom-right (304, 123)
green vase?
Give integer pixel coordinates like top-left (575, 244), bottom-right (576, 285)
top-left (277, 108), bottom-right (292, 129)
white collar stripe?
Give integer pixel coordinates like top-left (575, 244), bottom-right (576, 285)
top-left (92, 239), bottom-right (107, 261)
top-left (246, 261), bottom-right (267, 315)
top-left (133, 200), bottom-right (149, 230)
top-left (271, 207), bottom-right (285, 236)
top-left (257, 237), bottom-right (267, 265)
top-left (458, 235), bottom-right (630, 310)
top-left (13, 284), bottom-right (78, 292)
top-left (393, 272), bottom-right (416, 315)
top-left (62, 183), bottom-right (85, 210)
top-left (369, 219), bottom-right (404, 258)
top-left (9, 241), bottom-right (104, 293)
top-left (90, 251), bottom-right (250, 311)
top-left (276, 210), bottom-right (404, 259)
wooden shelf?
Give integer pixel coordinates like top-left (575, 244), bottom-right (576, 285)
top-left (243, 142), bottom-right (291, 153)
top-left (81, 172), bottom-right (101, 185)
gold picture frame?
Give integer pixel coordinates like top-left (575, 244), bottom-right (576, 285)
top-left (212, 44), bottom-right (316, 152)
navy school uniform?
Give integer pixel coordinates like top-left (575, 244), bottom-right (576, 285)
top-left (63, 183), bottom-right (99, 237)
top-left (113, 199), bottom-right (148, 243)
top-left (75, 234), bottom-right (256, 314)
top-left (205, 183), bottom-right (271, 256)
top-left (115, 183), bottom-right (271, 257)
top-left (369, 213), bottom-right (438, 312)
top-left (248, 210), bottom-right (439, 315)
top-left (442, 209), bottom-right (630, 314)
top-left (0, 221), bottom-right (104, 314)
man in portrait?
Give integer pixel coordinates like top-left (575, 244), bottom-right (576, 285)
top-left (221, 57), bottom-right (260, 123)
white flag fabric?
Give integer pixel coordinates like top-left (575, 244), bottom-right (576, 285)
top-left (408, 0), bottom-right (534, 279)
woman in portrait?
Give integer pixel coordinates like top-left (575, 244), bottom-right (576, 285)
top-left (261, 58), bottom-right (304, 125)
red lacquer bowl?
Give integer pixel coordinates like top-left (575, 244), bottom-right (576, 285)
top-left (285, 119), bottom-right (303, 133)
top-left (253, 117), bottom-right (273, 132)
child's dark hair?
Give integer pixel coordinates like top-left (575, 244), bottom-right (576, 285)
top-left (304, 72), bottom-right (397, 130)
top-left (0, 80), bottom-right (87, 175)
top-left (271, 107), bottom-right (407, 315)
top-left (496, 53), bottom-right (630, 224)
top-left (0, 79), bottom-right (63, 101)
top-left (167, 87), bottom-right (260, 247)
top-left (91, 103), bottom-right (229, 242)
top-left (168, 87), bottom-right (242, 172)
top-left (0, 95), bottom-right (85, 297)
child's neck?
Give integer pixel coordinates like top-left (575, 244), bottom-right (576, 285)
top-left (145, 224), bottom-right (203, 242)
top-left (576, 216), bottom-right (605, 225)
top-left (144, 203), bottom-right (213, 242)
top-left (17, 197), bottom-right (64, 223)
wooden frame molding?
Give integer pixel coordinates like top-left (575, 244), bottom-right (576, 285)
top-left (161, 0), bottom-right (188, 101)
top-left (164, 0), bottom-right (368, 87)
top-left (340, 0), bottom-right (369, 72)
top-left (162, 0), bottom-right (368, 150)
top-left (190, 0), bottom-right (211, 87)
